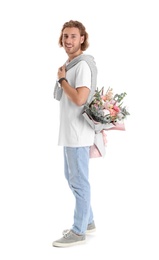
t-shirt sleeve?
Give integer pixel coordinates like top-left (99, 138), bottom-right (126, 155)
top-left (75, 61), bottom-right (91, 90)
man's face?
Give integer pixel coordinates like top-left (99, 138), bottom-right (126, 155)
top-left (62, 27), bottom-right (84, 55)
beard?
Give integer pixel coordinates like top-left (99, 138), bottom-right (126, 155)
top-left (64, 43), bottom-right (82, 55)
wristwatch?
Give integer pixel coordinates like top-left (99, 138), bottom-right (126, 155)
top-left (58, 77), bottom-right (68, 84)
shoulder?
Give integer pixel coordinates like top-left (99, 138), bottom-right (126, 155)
top-left (76, 60), bottom-right (91, 70)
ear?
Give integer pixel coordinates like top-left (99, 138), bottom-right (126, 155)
top-left (81, 35), bottom-right (84, 43)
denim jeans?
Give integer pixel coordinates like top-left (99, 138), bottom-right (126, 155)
top-left (64, 146), bottom-right (94, 235)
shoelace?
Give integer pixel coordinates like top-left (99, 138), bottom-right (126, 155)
top-left (62, 229), bottom-right (70, 235)
top-left (62, 229), bottom-right (71, 238)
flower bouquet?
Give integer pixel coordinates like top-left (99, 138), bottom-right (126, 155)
top-left (82, 87), bottom-right (130, 158)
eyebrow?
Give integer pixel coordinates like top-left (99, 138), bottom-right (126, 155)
top-left (63, 34), bottom-right (77, 36)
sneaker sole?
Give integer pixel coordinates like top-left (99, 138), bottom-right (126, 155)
top-left (52, 240), bottom-right (86, 247)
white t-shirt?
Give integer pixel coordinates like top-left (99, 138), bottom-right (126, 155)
top-left (58, 59), bottom-right (95, 147)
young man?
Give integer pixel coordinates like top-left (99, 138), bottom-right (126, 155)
top-left (52, 20), bottom-right (97, 247)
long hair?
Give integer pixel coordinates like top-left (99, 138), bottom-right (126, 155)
top-left (58, 20), bottom-right (89, 51)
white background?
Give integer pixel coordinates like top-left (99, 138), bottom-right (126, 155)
top-left (0, 0), bottom-right (159, 259)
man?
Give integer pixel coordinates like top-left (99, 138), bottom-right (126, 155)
top-left (52, 20), bottom-right (97, 247)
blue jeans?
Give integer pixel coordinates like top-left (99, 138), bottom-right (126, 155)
top-left (64, 146), bottom-right (94, 235)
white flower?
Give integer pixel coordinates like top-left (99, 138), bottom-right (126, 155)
top-left (103, 109), bottom-right (110, 116)
top-left (117, 113), bottom-right (124, 119)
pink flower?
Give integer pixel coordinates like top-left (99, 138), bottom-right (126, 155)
top-left (113, 105), bottom-right (120, 112)
top-left (93, 104), bottom-right (98, 109)
top-left (101, 95), bottom-right (107, 101)
top-left (110, 99), bottom-right (116, 105)
top-left (109, 108), bottom-right (118, 117)
top-left (104, 101), bottom-right (113, 109)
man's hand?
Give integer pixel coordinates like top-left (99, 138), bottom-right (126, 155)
top-left (58, 65), bottom-right (66, 79)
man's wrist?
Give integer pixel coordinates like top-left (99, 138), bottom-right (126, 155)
top-left (58, 77), bottom-right (68, 84)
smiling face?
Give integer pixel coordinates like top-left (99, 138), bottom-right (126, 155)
top-left (62, 27), bottom-right (84, 60)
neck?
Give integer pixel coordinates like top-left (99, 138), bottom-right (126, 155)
top-left (68, 51), bottom-right (83, 62)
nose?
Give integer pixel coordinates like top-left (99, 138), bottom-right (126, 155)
top-left (65, 37), bottom-right (71, 44)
